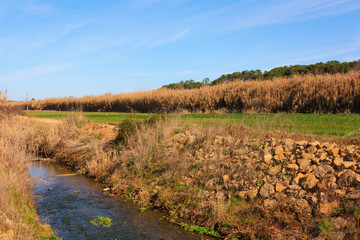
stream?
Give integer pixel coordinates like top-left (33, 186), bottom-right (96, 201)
top-left (30, 162), bottom-right (212, 240)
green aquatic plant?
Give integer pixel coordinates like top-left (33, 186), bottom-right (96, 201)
top-left (90, 216), bottom-right (113, 228)
top-left (179, 222), bottom-right (220, 237)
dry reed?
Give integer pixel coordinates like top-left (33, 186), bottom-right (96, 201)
top-left (0, 92), bottom-right (54, 239)
top-left (20, 71), bottom-right (360, 113)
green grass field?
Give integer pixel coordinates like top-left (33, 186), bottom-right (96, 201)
top-left (25, 110), bottom-right (360, 142)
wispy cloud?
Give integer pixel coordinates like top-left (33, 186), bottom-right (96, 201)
top-left (149, 28), bottom-right (190, 48)
top-left (0, 64), bottom-right (69, 82)
top-left (187, 0), bottom-right (360, 32)
top-left (287, 39), bottom-right (360, 64)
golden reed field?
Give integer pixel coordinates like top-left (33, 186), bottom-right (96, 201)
top-left (21, 71), bottom-right (360, 113)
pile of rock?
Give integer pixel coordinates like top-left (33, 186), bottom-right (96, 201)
top-left (165, 132), bottom-right (360, 218)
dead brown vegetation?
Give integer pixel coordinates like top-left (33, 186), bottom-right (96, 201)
top-left (0, 93), bottom-right (55, 239)
top-left (21, 71), bottom-right (360, 113)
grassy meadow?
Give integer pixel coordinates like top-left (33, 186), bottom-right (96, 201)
top-left (26, 110), bottom-right (360, 142)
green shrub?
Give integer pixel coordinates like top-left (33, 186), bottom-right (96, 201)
top-left (115, 119), bottom-right (139, 144)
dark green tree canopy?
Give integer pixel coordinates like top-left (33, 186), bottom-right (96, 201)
top-left (162, 59), bottom-right (360, 89)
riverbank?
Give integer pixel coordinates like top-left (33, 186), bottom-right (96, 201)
top-left (27, 114), bottom-right (360, 239)
top-left (0, 113), bottom-right (59, 239)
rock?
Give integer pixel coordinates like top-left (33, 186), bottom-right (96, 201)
top-left (274, 146), bottom-right (284, 160)
top-left (259, 182), bottom-right (275, 198)
top-left (275, 182), bottom-right (287, 192)
top-left (347, 190), bottom-right (360, 200)
top-left (334, 189), bottom-right (346, 197)
top-left (300, 173), bottom-right (319, 190)
top-left (318, 202), bottom-right (339, 215)
top-left (309, 141), bottom-right (320, 146)
top-left (236, 191), bottom-right (247, 199)
top-left (333, 157), bottom-right (343, 168)
top-left (287, 184), bottom-right (302, 191)
top-left (331, 217), bottom-right (348, 231)
top-left (306, 145), bottom-right (317, 154)
top-left (337, 169), bottom-right (360, 187)
top-left (308, 194), bottom-right (318, 204)
top-left (273, 192), bottom-right (287, 201)
top-left (284, 138), bottom-right (294, 147)
top-left (292, 173), bottom-right (305, 185)
top-left (287, 163), bottom-right (299, 171)
top-left (318, 152), bottom-right (327, 161)
top-left (297, 199), bottom-right (312, 215)
top-left (264, 154), bottom-right (273, 164)
top-left (264, 199), bottom-right (278, 209)
top-left (318, 175), bottom-right (337, 190)
top-left (330, 147), bottom-right (340, 156)
top-left (296, 141), bottom-right (308, 146)
top-left (246, 189), bottom-right (258, 200)
top-left (297, 158), bottom-right (311, 172)
top-left (268, 165), bottom-right (282, 176)
top-left (313, 164), bottom-right (333, 179)
top-left (284, 197), bottom-right (311, 217)
top-left (343, 161), bottom-right (356, 169)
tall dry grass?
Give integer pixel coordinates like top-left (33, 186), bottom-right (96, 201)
top-left (0, 92), bottom-right (54, 239)
top-left (21, 71), bottom-right (360, 113)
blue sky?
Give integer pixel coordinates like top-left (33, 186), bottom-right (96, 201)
top-left (1, 0), bottom-right (360, 101)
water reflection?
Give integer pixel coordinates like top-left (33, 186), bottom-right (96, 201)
top-left (30, 162), bottom-right (209, 240)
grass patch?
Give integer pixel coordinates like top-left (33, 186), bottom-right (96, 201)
top-left (26, 110), bottom-right (151, 124)
top-left (26, 111), bottom-right (360, 141)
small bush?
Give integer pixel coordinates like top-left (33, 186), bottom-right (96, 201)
top-left (115, 119), bottom-right (139, 144)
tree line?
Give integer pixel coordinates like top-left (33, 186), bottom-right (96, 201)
top-left (162, 60), bottom-right (360, 89)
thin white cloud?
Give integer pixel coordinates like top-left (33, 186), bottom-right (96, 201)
top-left (149, 28), bottom-right (190, 48)
top-left (287, 39), bottom-right (360, 64)
top-left (187, 0), bottom-right (360, 31)
top-left (0, 64), bottom-right (69, 82)
top-left (228, 0), bottom-right (360, 29)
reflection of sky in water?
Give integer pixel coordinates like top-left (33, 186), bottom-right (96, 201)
top-left (30, 162), bottom-right (211, 240)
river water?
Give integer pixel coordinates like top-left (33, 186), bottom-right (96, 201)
top-left (30, 162), bottom-right (211, 240)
